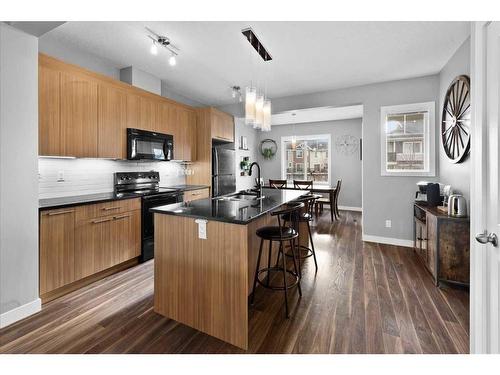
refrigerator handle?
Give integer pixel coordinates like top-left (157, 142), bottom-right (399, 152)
top-left (213, 148), bottom-right (219, 176)
top-left (213, 177), bottom-right (218, 197)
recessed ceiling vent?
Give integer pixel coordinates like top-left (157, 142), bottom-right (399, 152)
top-left (242, 28), bottom-right (272, 62)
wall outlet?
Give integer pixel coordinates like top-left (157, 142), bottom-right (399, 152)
top-left (57, 170), bottom-right (65, 182)
top-left (385, 220), bottom-right (392, 228)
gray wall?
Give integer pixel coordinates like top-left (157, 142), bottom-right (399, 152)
top-left (438, 38), bottom-right (471, 202)
top-left (234, 118), bottom-right (260, 191)
top-left (253, 118), bottom-right (362, 208)
top-left (220, 75), bottom-right (440, 242)
top-left (0, 25), bottom-right (39, 319)
top-left (120, 66), bottom-right (161, 96)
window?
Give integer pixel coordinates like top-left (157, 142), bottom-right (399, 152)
top-left (281, 134), bottom-right (331, 185)
top-left (380, 102), bottom-right (435, 176)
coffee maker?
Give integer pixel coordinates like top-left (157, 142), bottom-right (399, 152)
top-left (415, 181), bottom-right (443, 206)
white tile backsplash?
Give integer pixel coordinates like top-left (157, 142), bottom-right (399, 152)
top-left (38, 158), bottom-right (187, 198)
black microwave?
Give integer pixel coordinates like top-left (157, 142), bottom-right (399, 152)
top-left (127, 128), bottom-right (173, 161)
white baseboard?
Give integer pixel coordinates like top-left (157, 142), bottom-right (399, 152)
top-left (0, 298), bottom-right (41, 328)
top-left (338, 205), bottom-right (362, 212)
top-left (362, 234), bottom-right (413, 248)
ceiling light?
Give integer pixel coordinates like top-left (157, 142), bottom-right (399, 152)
top-left (262, 100), bottom-right (272, 131)
top-left (254, 95), bottom-right (264, 130)
top-left (169, 54), bottom-right (176, 66)
top-left (150, 40), bottom-right (158, 55)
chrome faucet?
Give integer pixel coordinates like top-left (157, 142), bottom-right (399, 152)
top-left (248, 162), bottom-right (262, 197)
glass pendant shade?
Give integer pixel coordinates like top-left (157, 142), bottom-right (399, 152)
top-left (262, 100), bottom-right (271, 131)
top-left (245, 87), bottom-right (256, 125)
top-left (254, 95), bottom-right (264, 129)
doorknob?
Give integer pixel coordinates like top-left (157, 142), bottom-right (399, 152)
top-left (475, 230), bottom-right (498, 247)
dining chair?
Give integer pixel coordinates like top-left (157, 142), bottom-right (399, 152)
top-left (293, 180), bottom-right (313, 190)
top-left (269, 179), bottom-right (287, 189)
top-left (315, 179), bottom-right (342, 221)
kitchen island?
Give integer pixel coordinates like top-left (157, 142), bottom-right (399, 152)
top-left (151, 188), bottom-right (306, 349)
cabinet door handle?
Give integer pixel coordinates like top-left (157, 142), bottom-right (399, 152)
top-left (113, 214), bottom-right (131, 220)
top-left (92, 217), bottom-right (114, 224)
top-left (102, 206), bottom-right (121, 211)
top-left (416, 237), bottom-right (427, 241)
top-left (48, 210), bottom-right (75, 216)
top-left (191, 193), bottom-right (201, 196)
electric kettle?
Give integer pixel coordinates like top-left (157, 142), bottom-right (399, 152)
top-left (447, 194), bottom-right (467, 217)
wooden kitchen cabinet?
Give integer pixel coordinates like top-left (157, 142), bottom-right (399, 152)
top-left (39, 64), bottom-right (61, 156)
top-left (40, 198), bottom-right (141, 302)
top-left (75, 210), bottom-right (140, 279)
top-left (98, 84), bottom-right (128, 159)
top-left (169, 105), bottom-right (196, 161)
top-left (60, 71), bottom-right (98, 157)
top-left (39, 208), bottom-right (76, 295)
top-left (211, 108), bottom-right (234, 142)
top-left (127, 94), bottom-right (158, 132)
top-left (183, 188), bottom-right (210, 202)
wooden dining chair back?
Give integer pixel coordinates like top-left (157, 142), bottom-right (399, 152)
top-left (293, 180), bottom-right (313, 190)
top-left (269, 179), bottom-right (287, 189)
top-left (333, 179), bottom-right (342, 219)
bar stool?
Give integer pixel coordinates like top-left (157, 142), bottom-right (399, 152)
top-left (250, 202), bottom-right (304, 318)
top-left (283, 194), bottom-right (319, 274)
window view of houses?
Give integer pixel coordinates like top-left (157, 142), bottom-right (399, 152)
top-left (284, 137), bottom-right (329, 183)
top-left (385, 112), bottom-right (426, 170)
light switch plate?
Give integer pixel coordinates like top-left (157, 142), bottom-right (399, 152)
top-left (385, 220), bottom-right (392, 228)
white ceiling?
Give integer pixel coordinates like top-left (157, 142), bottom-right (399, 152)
top-left (41, 21), bottom-right (470, 106)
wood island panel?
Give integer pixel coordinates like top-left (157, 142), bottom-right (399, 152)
top-left (154, 214), bottom-right (249, 349)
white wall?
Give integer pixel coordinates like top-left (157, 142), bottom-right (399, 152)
top-left (219, 74), bottom-right (440, 243)
top-left (120, 66), bottom-right (161, 96)
top-left (38, 159), bottom-right (187, 199)
top-left (438, 37), bottom-right (471, 202)
top-left (0, 24), bottom-right (40, 326)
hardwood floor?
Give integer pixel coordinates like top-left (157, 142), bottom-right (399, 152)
top-left (0, 211), bottom-right (469, 354)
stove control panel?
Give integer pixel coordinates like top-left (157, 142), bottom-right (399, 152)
top-left (114, 171), bottom-right (160, 185)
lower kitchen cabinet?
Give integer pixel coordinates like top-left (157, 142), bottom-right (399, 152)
top-left (39, 208), bottom-right (76, 295)
top-left (39, 199), bottom-right (141, 302)
top-left (183, 188), bottom-right (210, 202)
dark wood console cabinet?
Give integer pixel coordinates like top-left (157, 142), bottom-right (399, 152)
top-left (413, 203), bottom-right (469, 287)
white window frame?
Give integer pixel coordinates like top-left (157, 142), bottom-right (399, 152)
top-left (281, 134), bottom-right (331, 185)
top-left (380, 101), bottom-right (436, 177)
top-left (296, 149), bottom-right (303, 158)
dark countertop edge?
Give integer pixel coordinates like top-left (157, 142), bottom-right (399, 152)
top-left (39, 185), bottom-right (210, 210)
top-left (39, 194), bottom-right (139, 211)
top-left (150, 209), bottom-right (256, 225)
top-left (164, 185), bottom-right (209, 192)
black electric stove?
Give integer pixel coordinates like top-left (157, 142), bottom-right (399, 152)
top-left (114, 171), bottom-right (183, 262)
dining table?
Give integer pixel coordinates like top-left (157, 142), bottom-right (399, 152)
top-left (262, 184), bottom-right (337, 221)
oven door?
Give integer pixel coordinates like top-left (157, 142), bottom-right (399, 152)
top-left (127, 128), bottom-right (173, 161)
top-left (140, 192), bottom-right (183, 262)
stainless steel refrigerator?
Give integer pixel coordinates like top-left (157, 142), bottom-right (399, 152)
top-left (212, 147), bottom-right (236, 197)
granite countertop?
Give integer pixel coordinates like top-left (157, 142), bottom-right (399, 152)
top-left (150, 188), bottom-right (306, 224)
top-left (39, 192), bottom-right (138, 210)
top-left (39, 185), bottom-right (210, 210)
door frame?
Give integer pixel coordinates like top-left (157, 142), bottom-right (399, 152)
top-left (470, 20), bottom-right (490, 353)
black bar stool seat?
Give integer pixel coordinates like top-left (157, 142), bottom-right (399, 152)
top-left (250, 201), bottom-right (304, 318)
top-left (256, 226), bottom-right (298, 241)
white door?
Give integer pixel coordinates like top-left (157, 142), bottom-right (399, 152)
top-left (470, 21), bottom-right (500, 354)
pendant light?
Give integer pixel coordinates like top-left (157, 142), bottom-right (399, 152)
top-left (254, 94), bottom-right (264, 129)
top-left (245, 86), bottom-right (257, 126)
top-left (262, 100), bottom-right (271, 131)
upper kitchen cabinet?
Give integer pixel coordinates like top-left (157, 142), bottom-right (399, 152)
top-left (39, 63), bottom-right (61, 156)
top-left (60, 71), bottom-right (98, 157)
top-left (211, 108), bottom-right (234, 142)
top-left (98, 84), bottom-right (128, 159)
top-left (126, 94), bottom-right (157, 133)
top-left (169, 104), bottom-right (196, 161)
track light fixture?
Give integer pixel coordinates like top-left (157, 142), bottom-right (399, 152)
top-left (231, 86), bottom-right (242, 102)
top-left (146, 27), bottom-right (179, 66)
